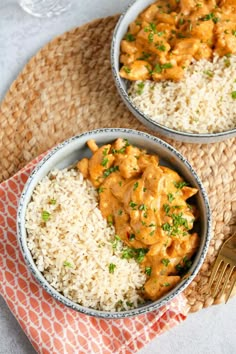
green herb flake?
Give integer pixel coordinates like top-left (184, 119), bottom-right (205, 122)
top-left (162, 222), bottom-right (172, 232)
top-left (161, 258), bottom-right (170, 267)
top-left (167, 193), bottom-right (175, 203)
top-left (149, 230), bottom-right (155, 236)
top-left (101, 157), bottom-right (109, 167)
top-left (118, 181), bottom-right (123, 186)
top-left (231, 91), bottom-right (236, 99)
top-left (123, 66), bottom-right (131, 74)
top-left (174, 181), bottom-right (188, 189)
top-left (137, 52), bottom-right (151, 60)
top-left (109, 263), bottom-right (116, 274)
top-left (224, 58), bottom-right (230, 67)
top-left (232, 30), bottom-right (236, 36)
top-left (125, 33), bottom-right (135, 42)
top-left (103, 148), bottom-right (108, 156)
top-left (163, 203), bottom-right (170, 214)
top-left (136, 82), bottom-right (145, 95)
top-left (133, 182), bottom-right (139, 191)
top-left (63, 261), bottom-right (73, 268)
top-left (135, 248), bottom-right (149, 263)
top-left (42, 210), bottom-right (50, 222)
top-left (196, 3), bottom-right (202, 7)
top-left (179, 18), bottom-right (185, 25)
top-left (155, 43), bottom-right (166, 52)
top-left (139, 204), bottom-right (147, 211)
top-left (112, 235), bottom-right (121, 249)
top-left (148, 32), bottom-right (154, 43)
top-left (163, 282), bottom-right (170, 287)
top-left (104, 165), bottom-right (119, 177)
top-left (143, 187), bottom-right (147, 192)
top-left (203, 70), bottom-right (214, 78)
top-left (97, 187), bottom-right (105, 194)
top-left (129, 233), bottom-right (135, 241)
top-left (126, 301), bottom-right (134, 307)
top-left (154, 62), bottom-right (173, 74)
top-left (145, 266), bottom-right (152, 276)
top-left (118, 209), bottom-right (123, 216)
top-left (49, 199), bottom-right (56, 205)
top-left (129, 201), bottom-right (138, 210)
top-left (107, 214), bottom-right (113, 226)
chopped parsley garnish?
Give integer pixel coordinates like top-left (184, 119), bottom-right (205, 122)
top-left (121, 247), bottom-right (148, 263)
top-left (149, 230), bottom-right (155, 236)
top-left (109, 263), bottom-right (116, 273)
top-left (126, 301), bottom-right (133, 307)
top-left (129, 233), bottom-right (135, 240)
top-left (49, 199), bottom-right (56, 205)
top-left (231, 91), bottom-right (236, 99)
top-left (232, 30), bottom-right (236, 37)
top-left (41, 210), bottom-right (50, 222)
top-left (162, 222), bottom-right (172, 232)
top-left (172, 212), bottom-right (189, 229)
top-left (136, 82), bottom-right (145, 95)
top-left (145, 266), bottom-right (152, 276)
top-left (179, 18), bottom-right (185, 25)
top-left (148, 32), bottom-right (154, 43)
top-left (224, 58), bottom-right (230, 67)
top-left (63, 261), bottom-right (73, 268)
top-left (118, 209), bottom-right (123, 216)
top-left (97, 187), bottom-right (105, 194)
top-left (112, 235), bottom-right (121, 249)
top-left (137, 52), bottom-right (151, 60)
top-left (101, 157), bottom-right (109, 167)
top-left (163, 282), bottom-right (170, 287)
top-left (103, 148), bottom-right (108, 156)
top-left (104, 165), bottom-right (119, 177)
top-left (107, 214), bottom-right (113, 226)
top-left (155, 43), bottom-right (166, 51)
top-left (129, 201), bottom-right (138, 209)
top-left (144, 22), bottom-right (157, 34)
top-left (174, 181), bottom-right (189, 189)
top-left (203, 70), bottom-right (214, 77)
top-left (196, 3), bottom-right (202, 7)
top-left (163, 203), bottom-right (170, 214)
top-left (200, 13), bottom-right (219, 23)
top-left (167, 193), bottom-right (175, 202)
top-left (125, 33), bottom-right (135, 42)
top-left (161, 258), bottom-right (170, 267)
top-left (133, 182), bottom-right (139, 191)
top-left (176, 257), bottom-right (193, 276)
top-left (118, 181), bottom-right (123, 186)
top-left (139, 204), bottom-right (147, 211)
top-left (123, 66), bottom-right (131, 74)
top-left (143, 187), bottom-right (147, 192)
top-left (154, 62), bottom-right (173, 74)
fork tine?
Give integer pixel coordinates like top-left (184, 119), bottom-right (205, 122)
top-left (217, 265), bottom-right (235, 299)
top-left (225, 273), bottom-right (236, 303)
top-left (212, 261), bottom-right (229, 298)
top-left (208, 258), bottom-right (223, 288)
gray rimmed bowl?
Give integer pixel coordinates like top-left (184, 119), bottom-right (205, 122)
top-left (110, 0), bottom-right (236, 143)
top-left (17, 128), bottom-right (211, 319)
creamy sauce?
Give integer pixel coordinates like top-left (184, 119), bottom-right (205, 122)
top-left (119, 0), bottom-right (236, 81)
top-left (77, 138), bottom-right (200, 300)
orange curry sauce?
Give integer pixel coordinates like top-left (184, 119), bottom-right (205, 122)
top-left (77, 138), bottom-right (199, 300)
top-left (119, 0), bottom-right (236, 81)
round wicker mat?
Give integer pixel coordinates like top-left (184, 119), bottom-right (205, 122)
top-left (0, 15), bottom-right (235, 313)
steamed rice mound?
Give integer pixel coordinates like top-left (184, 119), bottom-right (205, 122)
top-left (129, 55), bottom-right (236, 134)
top-left (25, 168), bottom-right (146, 311)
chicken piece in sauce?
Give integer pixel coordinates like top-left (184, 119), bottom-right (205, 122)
top-left (77, 138), bottom-right (199, 301)
top-left (119, 0), bottom-right (236, 81)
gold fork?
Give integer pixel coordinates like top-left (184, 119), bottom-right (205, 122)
top-left (208, 234), bottom-right (236, 303)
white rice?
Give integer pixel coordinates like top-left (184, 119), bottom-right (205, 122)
top-left (129, 55), bottom-right (236, 134)
top-left (25, 168), bottom-right (146, 311)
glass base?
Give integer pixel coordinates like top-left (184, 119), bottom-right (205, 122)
top-left (19, 0), bottom-right (72, 18)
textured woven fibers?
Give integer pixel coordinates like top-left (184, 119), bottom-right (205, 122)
top-left (0, 16), bottom-right (235, 312)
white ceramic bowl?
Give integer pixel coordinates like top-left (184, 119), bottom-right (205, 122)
top-left (110, 0), bottom-right (236, 143)
top-left (17, 128), bottom-right (211, 318)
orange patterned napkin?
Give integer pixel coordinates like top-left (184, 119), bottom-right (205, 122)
top-left (0, 154), bottom-right (188, 354)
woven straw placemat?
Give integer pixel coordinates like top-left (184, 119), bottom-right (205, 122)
top-left (0, 15), bottom-right (235, 313)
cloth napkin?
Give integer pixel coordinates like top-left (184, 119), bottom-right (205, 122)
top-left (0, 153), bottom-right (188, 354)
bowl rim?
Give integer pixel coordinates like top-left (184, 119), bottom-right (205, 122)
top-left (17, 128), bottom-right (211, 319)
top-left (110, 0), bottom-right (236, 141)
